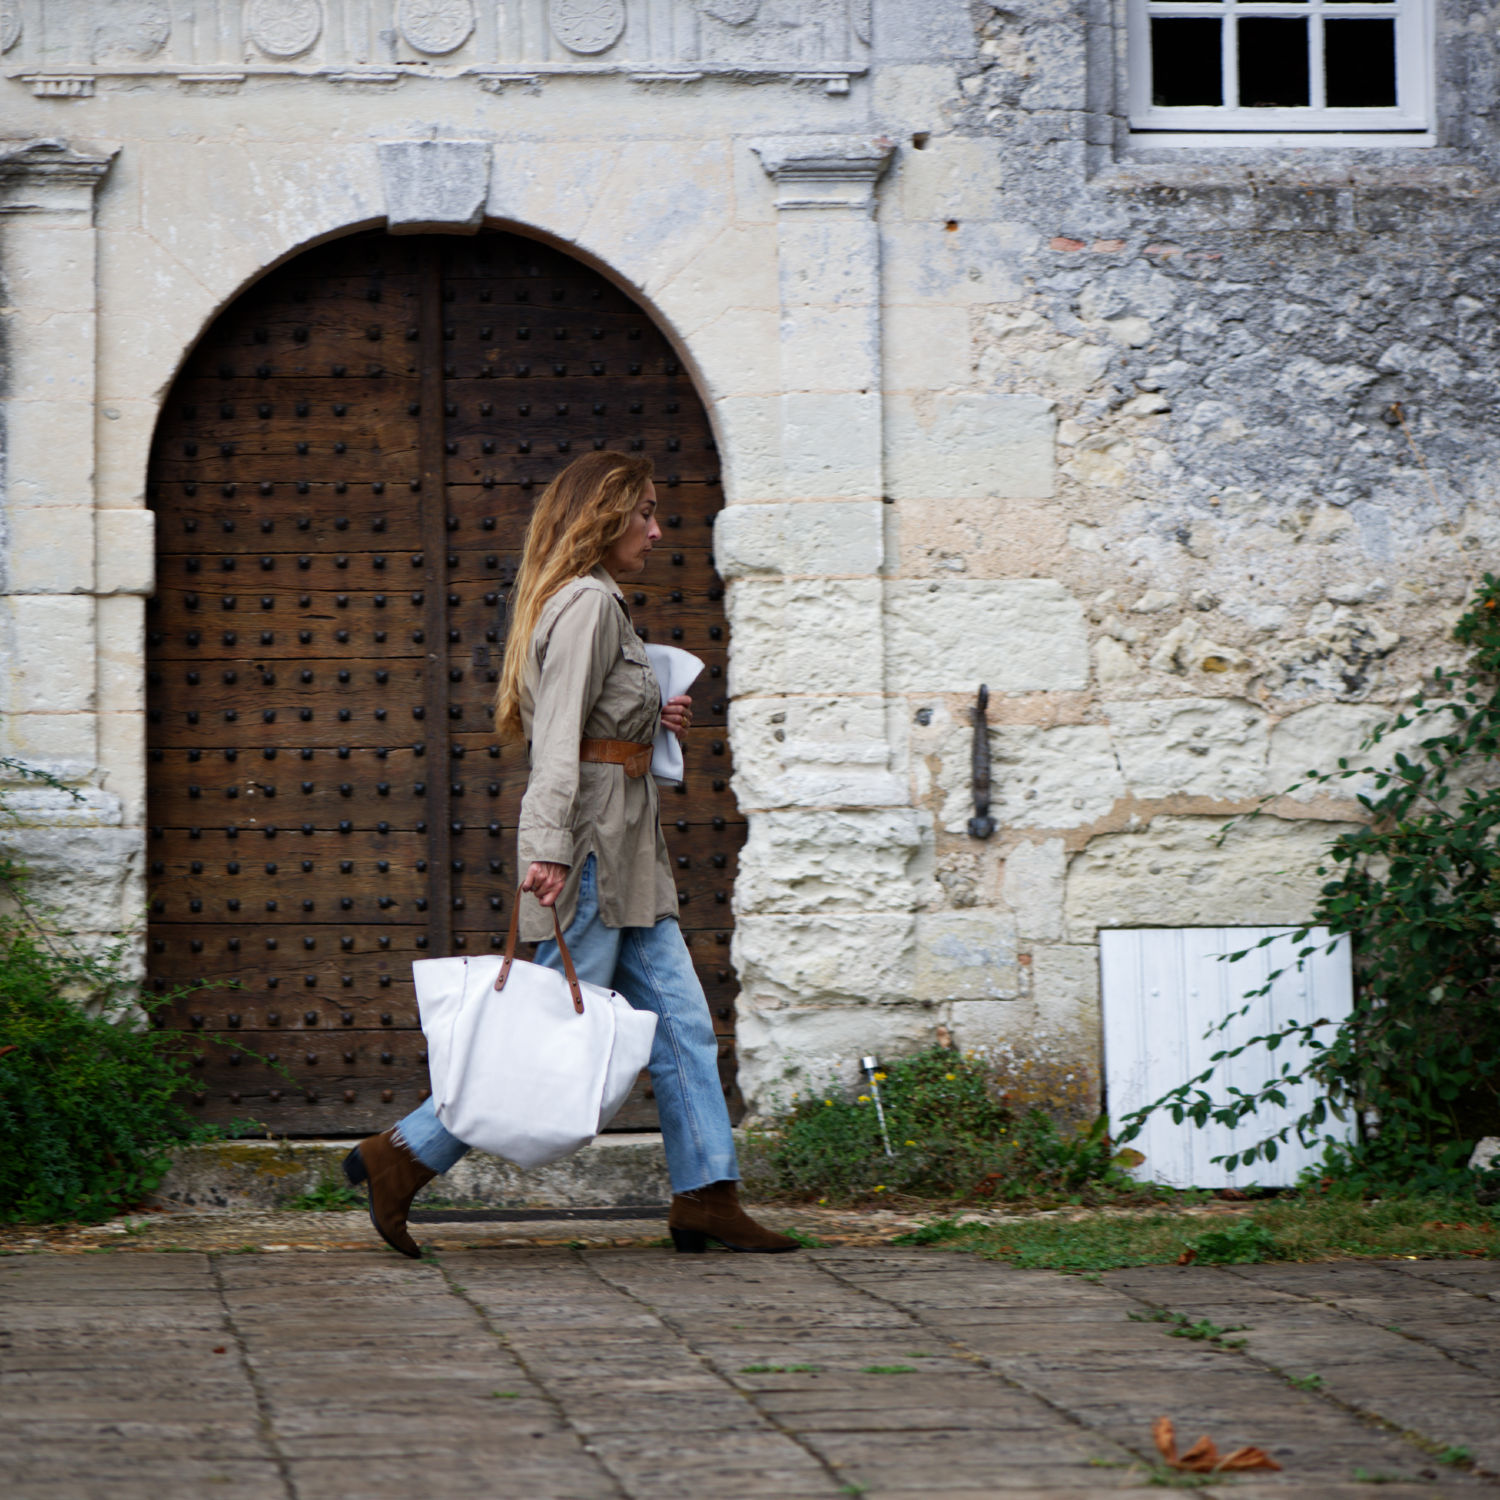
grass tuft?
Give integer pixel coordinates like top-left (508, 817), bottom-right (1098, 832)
top-left (891, 1194), bottom-right (1497, 1270)
top-left (285, 1180), bottom-right (363, 1212)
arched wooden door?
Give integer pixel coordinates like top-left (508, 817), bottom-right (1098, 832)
top-left (145, 230), bottom-right (742, 1135)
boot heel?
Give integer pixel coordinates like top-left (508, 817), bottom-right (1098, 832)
top-left (342, 1145), bottom-right (368, 1187)
top-left (670, 1228), bottom-right (708, 1254)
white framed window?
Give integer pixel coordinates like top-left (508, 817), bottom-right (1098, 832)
top-left (1126, 0), bottom-right (1433, 142)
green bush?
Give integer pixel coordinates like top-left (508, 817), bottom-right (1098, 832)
top-left (0, 756), bottom-right (215, 1223)
top-left (747, 1046), bottom-right (1131, 1205)
top-left (1120, 575), bottom-right (1500, 1196)
top-left (0, 917), bottom-right (207, 1223)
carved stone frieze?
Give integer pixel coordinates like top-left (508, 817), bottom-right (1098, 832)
top-left (397, 0), bottom-right (475, 55)
top-left (699, 0), bottom-right (758, 25)
top-left (4, 0), bottom-right (867, 85)
top-left (698, 0), bottom-right (850, 65)
top-left (245, 0), bottom-right (323, 59)
top-left (548, 0), bottom-right (627, 55)
top-left (92, 1), bottom-right (171, 62)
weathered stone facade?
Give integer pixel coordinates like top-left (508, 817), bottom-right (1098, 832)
top-left (0, 0), bottom-right (1491, 1119)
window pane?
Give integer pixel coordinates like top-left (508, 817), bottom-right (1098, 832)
top-left (1151, 18), bottom-right (1223, 107)
top-left (1324, 19), bottom-right (1397, 106)
top-left (1238, 17), bottom-right (1309, 107)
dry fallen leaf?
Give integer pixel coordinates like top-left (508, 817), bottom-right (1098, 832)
top-left (1153, 1414), bottom-right (1282, 1473)
top-left (1176, 1247), bottom-right (1198, 1266)
top-left (1216, 1446), bottom-right (1285, 1472)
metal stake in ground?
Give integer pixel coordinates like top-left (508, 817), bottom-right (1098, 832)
top-left (861, 1055), bottom-right (895, 1157)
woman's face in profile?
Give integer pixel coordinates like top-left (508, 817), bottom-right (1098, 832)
top-left (603, 481), bottom-right (661, 578)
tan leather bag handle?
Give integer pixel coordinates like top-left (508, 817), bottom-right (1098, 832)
top-left (494, 887), bottom-right (585, 1014)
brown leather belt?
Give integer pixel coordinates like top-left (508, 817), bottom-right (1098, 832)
top-left (579, 738), bottom-right (653, 779)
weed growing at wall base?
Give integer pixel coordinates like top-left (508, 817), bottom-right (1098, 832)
top-left (746, 1046), bottom-right (1140, 1205)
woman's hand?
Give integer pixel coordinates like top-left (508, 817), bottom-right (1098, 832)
top-left (660, 694), bottom-right (693, 746)
top-left (522, 861), bottom-right (569, 907)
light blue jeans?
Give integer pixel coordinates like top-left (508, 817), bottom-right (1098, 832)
top-left (392, 856), bottom-right (739, 1193)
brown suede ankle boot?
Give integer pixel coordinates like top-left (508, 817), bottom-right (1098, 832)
top-left (343, 1129), bottom-right (437, 1260)
top-left (668, 1180), bottom-right (800, 1254)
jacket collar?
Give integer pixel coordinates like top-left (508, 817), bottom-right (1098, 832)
top-left (590, 564), bottom-right (625, 601)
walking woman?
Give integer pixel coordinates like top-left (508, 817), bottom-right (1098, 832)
top-left (344, 451), bottom-right (797, 1259)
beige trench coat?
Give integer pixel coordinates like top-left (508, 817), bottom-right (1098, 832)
top-left (515, 566), bottom-right (677, 942)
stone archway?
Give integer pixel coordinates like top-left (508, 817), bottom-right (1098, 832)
top-left (144, 229), bottom-right (743, 1135)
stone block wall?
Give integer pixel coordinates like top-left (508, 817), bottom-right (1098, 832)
top-left (1, 0), bottom-right (1494, 1123)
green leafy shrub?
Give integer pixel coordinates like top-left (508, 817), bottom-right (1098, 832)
top-left (1120, 576), bottom-right (1500, 1194)
top-left (0, 917), bottom-right (209, 1222)
top-left (0, 756), bottom-right (216, 1223)
top-left (747, 1045), bottom-right (1131, 1204)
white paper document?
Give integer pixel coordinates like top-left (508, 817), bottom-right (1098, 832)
top-left (643, 644), bottom-right (705, 783)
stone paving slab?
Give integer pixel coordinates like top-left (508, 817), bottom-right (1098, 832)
top-left (1100, 1261), bottom-right (1500, 1477)
top-left (3, 1236), bottom-right (1499, 1500)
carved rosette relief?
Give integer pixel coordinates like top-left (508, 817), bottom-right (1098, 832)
top-left (0, 0), bottom-right (21, 54)
top-left (245, 0), bottom-right (324, 59)
top-left (548, 0), bottom-right (627, 55)
top-left (397, 0), bottom-right (476, 54)
top-left (92, 2), bottom-right (172, 62)
top-left (699, 0), bottom-right (759, 23)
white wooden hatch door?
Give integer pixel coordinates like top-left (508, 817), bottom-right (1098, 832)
top-left (1100, 927), bottom-right (1354, 1189)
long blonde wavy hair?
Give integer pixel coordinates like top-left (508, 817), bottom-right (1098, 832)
top-left (493, 450), bottom-right (655, 741)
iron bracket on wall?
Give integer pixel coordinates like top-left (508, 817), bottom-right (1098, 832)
top-left (967, 683), bottom-right (997, 840)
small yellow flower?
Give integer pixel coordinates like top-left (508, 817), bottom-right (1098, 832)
top-left (873, 1184), bottom-right (886, 1192)
top-left (904, 1139), bottom-right (917, 1147)
top-left (818, 1197), bottom-right (827, 1205)
top-left (944, 1073), bottom-right (956, 1081)
top-left (823, 1099), bottom-right (833, 1107)
top-left (857, 1094), bottom-right (871, 1103)
top-left (873, 1071), bottom-right (887, 1081)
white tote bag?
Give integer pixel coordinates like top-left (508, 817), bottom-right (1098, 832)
top-left (412, 897), bottom-right (657, 1168)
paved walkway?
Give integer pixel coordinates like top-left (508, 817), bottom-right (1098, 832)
top-left (4, 1230), bottom-right (1498, 1499)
